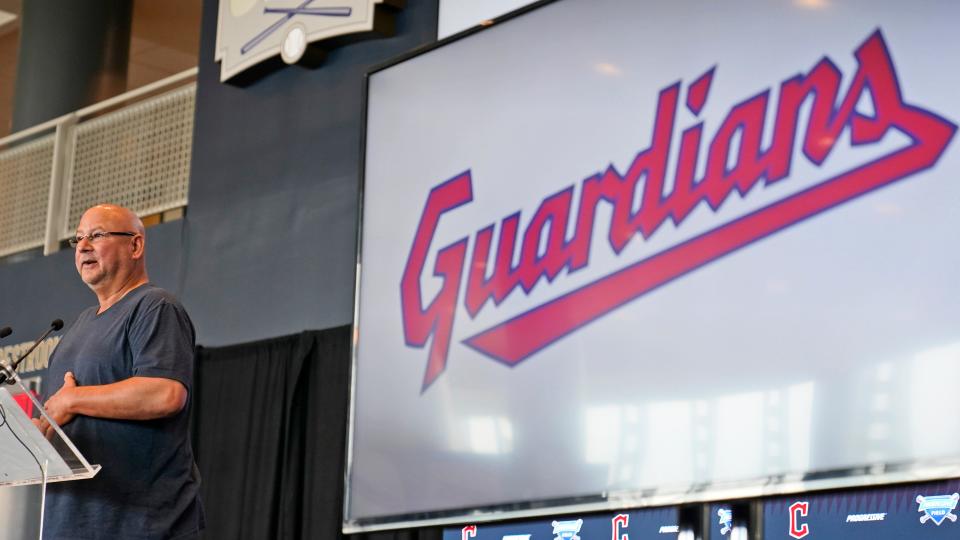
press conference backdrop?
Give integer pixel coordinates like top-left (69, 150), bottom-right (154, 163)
top-left (348, 0), bottom-right (960, 531)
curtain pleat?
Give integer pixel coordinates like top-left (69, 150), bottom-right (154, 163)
top-left (192, 327), bottom-right (441, 540)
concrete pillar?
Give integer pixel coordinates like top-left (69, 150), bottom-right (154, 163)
top-left (12, 0), bottom-right (132, 131)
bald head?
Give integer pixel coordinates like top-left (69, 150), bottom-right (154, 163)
top-left (83, 204), bottom-right (146, 236)
top-left (74, 204), bottom-right (149, 309)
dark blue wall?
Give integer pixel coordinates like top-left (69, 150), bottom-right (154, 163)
top-left (0, 1), bottom-right (439, 348)
top-left (182, 0), bottom-right (438, 346)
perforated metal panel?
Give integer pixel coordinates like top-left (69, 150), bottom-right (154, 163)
top-left (66, 84), bottom-right (195, 234)
top-left (0, 137), bottom-right (55, 257)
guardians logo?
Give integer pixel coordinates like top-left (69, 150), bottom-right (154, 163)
top-left (400, 30), bottom-right (956, 391)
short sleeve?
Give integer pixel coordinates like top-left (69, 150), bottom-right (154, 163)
top-left (128, 300), bottom-right (196, 390)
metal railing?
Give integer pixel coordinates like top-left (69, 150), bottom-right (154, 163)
top-left (0, 68), bottom-right (198, 259)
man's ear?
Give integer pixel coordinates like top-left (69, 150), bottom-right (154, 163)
top-left (131, 234), bottom-right (146, 259)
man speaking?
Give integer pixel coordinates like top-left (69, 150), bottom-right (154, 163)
top-left (38, 204), bottom-right (204, 539)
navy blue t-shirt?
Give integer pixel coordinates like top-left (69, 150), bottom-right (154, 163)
top-left (43, 284), bottom-right (204, 540)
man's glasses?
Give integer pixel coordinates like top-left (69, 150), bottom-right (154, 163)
top-left (68, 231), bottom-right (137, 248)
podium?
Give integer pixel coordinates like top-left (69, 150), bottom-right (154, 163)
top-left (0, 379), bottom-right (99, 487)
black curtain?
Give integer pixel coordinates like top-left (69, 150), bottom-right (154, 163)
top-left (191, 327), bottom-right (441, 540)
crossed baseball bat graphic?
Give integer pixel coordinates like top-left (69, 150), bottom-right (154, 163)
top-left (916, 493), bottom-right (960, 524)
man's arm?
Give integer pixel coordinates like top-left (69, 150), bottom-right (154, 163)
top-left (40, 371), bottom-right (187, 435)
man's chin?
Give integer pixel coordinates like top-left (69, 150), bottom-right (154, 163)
top-left (79, 272), bottom-right (104, 287)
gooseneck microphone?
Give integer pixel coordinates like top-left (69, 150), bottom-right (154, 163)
top-left (0, 319), bottom-right (63, 385)
top-left (0, 327), bottom-right (11, 339)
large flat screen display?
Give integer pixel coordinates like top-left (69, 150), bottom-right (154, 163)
top-left (347, 0), bottom-right (960, 532)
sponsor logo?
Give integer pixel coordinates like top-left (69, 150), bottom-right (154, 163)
top-left (789, 501), bottom-right (810, 539)
top-left (1, 336), bottom-right (60, 376)
top-left (215, 0), bottom-right (401, 82)
top-left (462, 525), bottom-right (477, 540)
top-left (718, 508), bottom-right (732, 535)
top-left (845, 512), bottom-right (886, 523)
top-left (917, 493), bottom-right (960, 526)
top-left (552, 519), bottom-right (583, 540)
top-left (658, 525), bottom-right (679, 534)
top-left (612, 513), bottom-right (629, 540)
top-left (400, 30), bottom-right (957, 390)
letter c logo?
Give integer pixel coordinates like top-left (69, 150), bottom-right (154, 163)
top-left (789, 501), bottom-right (810, 538)
top-left (612, 513), bottom-right (629, 540)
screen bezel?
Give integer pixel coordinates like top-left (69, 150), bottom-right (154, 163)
top-left (344, 0), bottom-right (960, 532)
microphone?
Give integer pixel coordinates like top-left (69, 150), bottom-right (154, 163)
top-left (0, 327), bottom-right (10, 339)
top-left (0, 319), bottom-right (63, 385)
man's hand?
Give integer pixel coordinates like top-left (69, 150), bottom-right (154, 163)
top-left (41, 372), bottom-right (78, 436)
top-left (30, 417), bottom-right (56, 440)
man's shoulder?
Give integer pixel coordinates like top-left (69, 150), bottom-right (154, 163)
top-left (125, 285), bottom-right (196, 343)
top-left (119, 284), bottom-right (193, 327)
top-left (130, 284), bottom-right (186, 310)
